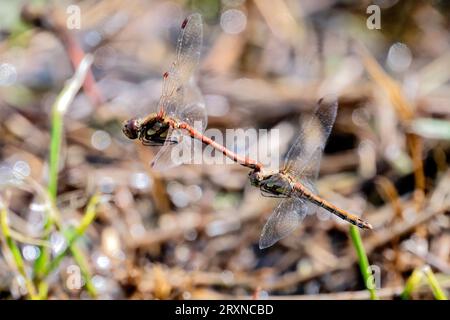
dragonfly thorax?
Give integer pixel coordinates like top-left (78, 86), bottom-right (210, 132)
top-left (249, 168), bottom-right (293, 196)
top-left (123, 112), bottom-right (174, 145)
top-left (145, 119), bottom-right (164, 135)
top-left (140, 114), bottom-right (173, 145)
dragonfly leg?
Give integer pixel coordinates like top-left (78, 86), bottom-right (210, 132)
top-left (167, 138), bottom-right (178, 145)
top-left (260, 190), bottom-right (289, 198)
top-left (140, 136), bottom-right (178, 146)
top-left (142, 139), bottom-right (163, 146)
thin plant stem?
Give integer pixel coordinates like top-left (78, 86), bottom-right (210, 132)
top-left (43, 194), bottom-right (99, 277)
top-left (401, 265), bottom-right (448, 300)
top-left (401, 268), bottom-right (424, 299)
top-left (33, 55), bottom-right (96, 298)
top-left (423, 266), bottom-right (448, 300)
top-left (41, 194), bottom-right (100, 298)
top-left (349, 225), bottom-right (378, 300)
top-left (0, 207), bottom-right (38, 299)
top-left (70, 244), bottom-right (97, 296)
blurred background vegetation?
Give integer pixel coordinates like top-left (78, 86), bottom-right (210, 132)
top-left (0, 0), bottom-right (449, 299)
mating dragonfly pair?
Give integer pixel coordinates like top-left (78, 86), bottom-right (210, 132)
top-left (122, 14), bottom-right (372, 249)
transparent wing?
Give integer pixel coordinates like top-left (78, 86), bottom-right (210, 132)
top-left (305, 201), bottom-right (331, 218)
top-left (151, 129), bottom-right (192, 171)
top-left (177, 79), bottom-right (207, 131)
top-left (151, 82), bottom-right (207, 171)
top-left (294, 147), bottom-right (322, 194)
top-left (158, 13), bottom-right (203, 117)
top-left (283, 95), bottom-right (338, 187)
top-left (151, 14), bottom-right (205, 171)
top-left (259, 197), bottom-right (310, 249)
top-left (159, 77), bottom-right (184, 118)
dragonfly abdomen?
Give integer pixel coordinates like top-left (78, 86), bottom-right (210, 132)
top-left (292, 182), bottom-right (372, 230)
top-left (178, 122), bottom-right (262, 170)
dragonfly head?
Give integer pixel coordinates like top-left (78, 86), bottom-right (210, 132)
top-left (122, 118), bottom-right (141, 140)
top-left (248, 170), bottom-right (264, 187)
top-left (249, 168), bottom-right (277, 187)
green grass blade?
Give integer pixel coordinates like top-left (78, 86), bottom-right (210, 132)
top-left (401, 268), bottom-right (424, 299)
top-left (349, 225), bottom-right (378, 300)
top-left (33, 54), bottom-right (95, 296)
top-left (43, 194), bottom-right (100, 277)
top-left (48, 53), bottom-right (94, 200)
top-left (70, 243), bottom-right (98, 297)
top-left (1, 206), bottom-right (38, 299)
top-left (423, 266), bottom-right (448, 300)
top-left (401, 265), bottom-right (448, 300)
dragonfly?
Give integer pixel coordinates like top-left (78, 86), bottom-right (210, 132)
top-left (249, 96), bottom-right (372, 249)
top-left (122, 13), bottom-right (261, 171)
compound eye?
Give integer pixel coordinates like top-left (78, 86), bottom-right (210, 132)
top-left (122, 119), bottom-right (139, 139)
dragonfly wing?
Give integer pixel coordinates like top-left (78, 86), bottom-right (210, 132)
top-left (178, 80), bottom-right (207, 131)
top-left (295, 147), bottom-right (323, 194)
top-left (304, 201), bottom-right (331, 219)
top-left (173, 13), bottom-right (203, 88)
top-left (158, 13), bottom-right (203, 117)
top-left (259, 197), bottom-right (310, 249)
top-left (151, 129), bottom-right (191, 171)
top-left (159, 79), bottom-right (184, 118)
top-left (152, 80), bottom-right (206, 171)
top-left (283, 95), bottom-right (338, 182)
